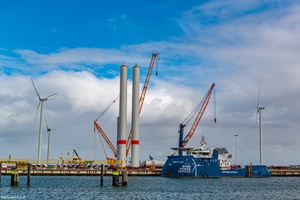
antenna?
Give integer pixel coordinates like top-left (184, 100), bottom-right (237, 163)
top-left (31, 78), bottom-right (57, 164)
top-left (256, 83), bottom-right (265, 165)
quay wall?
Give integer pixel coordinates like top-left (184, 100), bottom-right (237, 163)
top-left (1, 168), bottom-right (299, 177)
top-left (0, 168), bottom-right (161, 176)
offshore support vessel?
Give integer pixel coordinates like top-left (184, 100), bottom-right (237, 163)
top-left (161, 83), bottom-right (270, 178)
top-left (161, 135), bottom-right (270, 177)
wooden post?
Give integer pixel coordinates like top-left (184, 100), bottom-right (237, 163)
top-left (247, 164), bottom-right (252, 178)
top-left (27, 163), bottom-right (31, 186)
top-left (100, 164), bottom-right (104, 186)
top-left (10, 168), bottom-right (19, 186)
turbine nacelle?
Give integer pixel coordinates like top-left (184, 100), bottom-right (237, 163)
top-left (257, 106), bottom-right (265, 110)
top-left (45, 117), bottom-right (56, 134)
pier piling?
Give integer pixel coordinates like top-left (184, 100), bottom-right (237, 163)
top-left (112, 170), bottom-right (120, 186)
top-left (100, 164), bottom-right (104, 186)
top-left (112, 170), bottom-right (128, 186)
top-left (122, 171), bottom-right (128, 186)
top-left (10, 168), bottom-right (19, 186)
top-left (27, 163), bottom-right (31, 186)
top-left (0, 163), bottom-right (2, 182)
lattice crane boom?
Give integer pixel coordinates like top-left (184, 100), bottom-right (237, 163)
top-left (181, 83), bottom-right (216, 148)
top-left (94, 121), bottom-right (117, 157)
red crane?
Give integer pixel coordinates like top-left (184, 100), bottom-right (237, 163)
top-left (179, 83), bottom-right (216, 152)
top-left (94, 53), bottom-right (159, 159)
top-left (125, 53), bottom-right (159, 157)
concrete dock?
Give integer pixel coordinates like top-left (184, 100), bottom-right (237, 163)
top-left (269, 169), bottom-right (300, 177)
top-left (0, 168), bottom-right (161, 176)
top-left (1, 167), bottom-right (300, 177)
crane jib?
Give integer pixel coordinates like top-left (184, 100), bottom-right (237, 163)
top-left (181, 83), bottom-right (216, 148)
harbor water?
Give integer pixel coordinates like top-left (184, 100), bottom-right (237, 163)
top-left (0, 176), bottom-right (300, 199)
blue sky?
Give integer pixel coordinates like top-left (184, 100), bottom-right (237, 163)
top-left (1, 1), bottom-right (300, 165)
top-left (0, 1), bottom-right (188, 50)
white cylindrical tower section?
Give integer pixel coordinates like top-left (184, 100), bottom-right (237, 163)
top-left (131, 64), bottom-right (140, 167)
top-left (117, 63), bottom-right (128, 167)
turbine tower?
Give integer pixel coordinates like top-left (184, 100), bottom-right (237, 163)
top-left (31, 78), bottom-right (57, 163)
top-left (257, 83), bottom-right (265, 165)
top-left (45, 117), bottom-right (56, 164)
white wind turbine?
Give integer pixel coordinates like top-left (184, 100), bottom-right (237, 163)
top-left (45, 117), bottom-right (56, 164)
top-left (257, 83), bottom-right (265, 165)
top-left (31, 78), bottom-right (57, 164)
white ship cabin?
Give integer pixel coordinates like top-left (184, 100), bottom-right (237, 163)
top-left (217, 148), bottom-right (232, 170)
top-left (187, 148), bottom-right (214, 158)
top-left (170, 147), bottom-right (214, 158)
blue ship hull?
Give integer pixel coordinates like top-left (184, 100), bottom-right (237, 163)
top-left (161, 151), bottom-right (270, 178)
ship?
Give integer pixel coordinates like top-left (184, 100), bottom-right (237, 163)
top-left (161, 83), bottom-right (270, 178)
top-left (161, 135), bottom-right (270, 178)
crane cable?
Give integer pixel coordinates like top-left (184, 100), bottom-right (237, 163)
top-left (214, 87), bottom-right (217, 123)
top-left (95, 81), bottom-right (132, 121)
top-left (97, 130), bottom-right (108, 159)
top-left (156, 54), bottom-right (160, 76)
top-left (181, 86), bottom-right (216, 126)
top-left (181, 90), bottom-right (208, 126)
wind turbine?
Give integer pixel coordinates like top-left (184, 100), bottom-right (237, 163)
top-left (31, 78), bottom-right (57, 164)
top-left (257, 83), bottom-right (265, 165)
top-left (45, 117), bottom-right (56, 164)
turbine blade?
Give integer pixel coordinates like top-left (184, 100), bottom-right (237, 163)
top-left (45, 117), bottom-right (49, 129)
top-left (46, 93), bottom-right (58, 99)
top-left (256, 110), bottom-right (259, 124)
top-left (35, 101), bottom-right (41, 125)
top-left (257, 82), bottom-right (262, 108)
top-left (31, 78), bottom-right (41, 99)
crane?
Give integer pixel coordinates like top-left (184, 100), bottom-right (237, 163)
top-left (94, 121), bottom-right (117, 157)
top-left (93, 53), bottom-right (159, 160)
top-left (125, 52), bottom-right (159, 157)
top-left (72, 149), bottom-right (82, 163)
top-left (178, 83), bottom-right (216, 156)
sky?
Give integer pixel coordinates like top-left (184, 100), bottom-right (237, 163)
top-left (1, 0), bottom-right (300, 166)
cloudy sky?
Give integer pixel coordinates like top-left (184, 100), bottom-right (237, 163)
top-left (1, 0), bottom-right (300, 166)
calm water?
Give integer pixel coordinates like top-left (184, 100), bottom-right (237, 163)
top-left (0, 176), bottom-right (300, 199)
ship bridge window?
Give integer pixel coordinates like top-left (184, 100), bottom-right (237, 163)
top-left (200, 152), bottom-right (209, 155)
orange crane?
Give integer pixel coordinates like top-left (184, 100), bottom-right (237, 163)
top-left (178, 83), bottom-right (216, 155)
top-left (94, 121), bottom-right (117, 157)
top-left (93, 53), bottom-right (159, 159)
